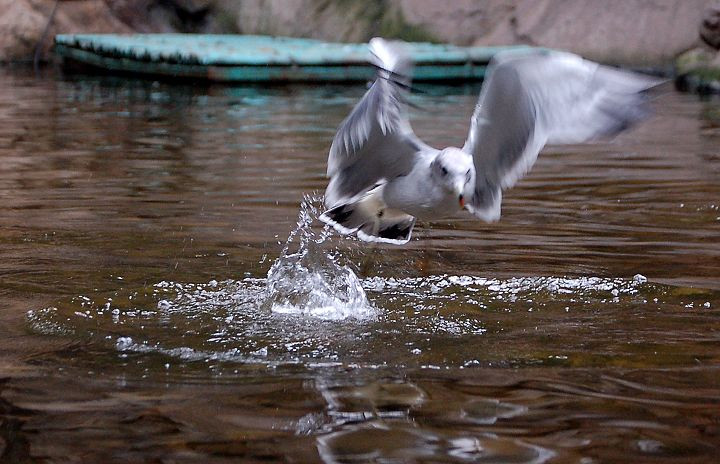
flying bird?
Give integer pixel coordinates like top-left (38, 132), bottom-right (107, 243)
top-left (320, 38), bottom-right (660, 244)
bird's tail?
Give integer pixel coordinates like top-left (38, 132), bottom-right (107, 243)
top-left (320, 186), bottom-right (415, 245)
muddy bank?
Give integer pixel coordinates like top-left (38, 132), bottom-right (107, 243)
top-left (0, 0), bottom-right (717, 66)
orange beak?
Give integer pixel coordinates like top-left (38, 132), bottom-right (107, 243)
top-left (458, 195), bottom-right (465, 209)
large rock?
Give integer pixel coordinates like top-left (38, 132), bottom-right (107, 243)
top-left (222, 0), bottom-right (386, 43)
top-left (0, 0), bottom-right (131, 62)
top-left (105, 0), bottom-right (217, 33)
top-left (675, 3), bottom-right (720, 93)
top-left (0, 0), bottom-right (217, 62)
top-left (0, 0), bottom-right (58, 62)
top-left (700, 3), bottom-right (720, 49)
top-left (224, 0), bottom-right (717, 65)
top-left (1, 0), bottom-right (718, 65)
top-left (675, 47), bottom-right (720, 92)
top-left (396, 0), bottom-right (716, 65)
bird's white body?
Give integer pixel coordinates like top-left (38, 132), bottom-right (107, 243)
top-left (383, 147), bottom-right (472, 220)
top-left (320, 38), bottom-right (661, 244)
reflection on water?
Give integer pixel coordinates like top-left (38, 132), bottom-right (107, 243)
top-left (1, 68), bottom-right (719, 462)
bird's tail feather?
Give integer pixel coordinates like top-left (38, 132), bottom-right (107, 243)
top-left (320, 186), bottom-right (415, 245)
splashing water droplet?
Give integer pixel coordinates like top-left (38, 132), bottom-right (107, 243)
top-left (263, 194), bottom-right (376, 320)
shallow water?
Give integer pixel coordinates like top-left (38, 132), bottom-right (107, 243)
top-left (1, 68), bottom-right (719, 463)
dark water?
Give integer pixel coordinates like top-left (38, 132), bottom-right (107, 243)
top-left (1, 67), bottom-right (719, 463)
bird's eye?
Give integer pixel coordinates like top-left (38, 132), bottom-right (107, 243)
top-left (441, 167), bottom-right (448, 175)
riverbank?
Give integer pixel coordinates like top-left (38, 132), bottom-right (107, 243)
top-left (1, 0), bottom-right (716, 66)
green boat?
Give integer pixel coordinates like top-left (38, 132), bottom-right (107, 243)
top-left (54, 34), bottom-right (534, 82)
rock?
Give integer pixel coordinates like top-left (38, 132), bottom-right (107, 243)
top-left (223, 0), bottom-right (718, 66)
top-left (674, 3), bottom-right (720, 93)
top-left (0, 0), bottom-right (53, 62)
top-left (0, 0), bottom-right (131, 62)
top-left (222, 0), bottom-right (395, 43)
top-left (0, 0), bottom-right (218, 63)
top-left (675, 47), bottom-right (720, 93)
top-left (700, 3), bottom-right (720, 49)
top-left (105, 0), bottom-right (217, 33)
top-left (1, 0), bottom-right (719, 66)
top-left (467, 0), bottom-right (716, 65)
top-left (394, 0), bottom-right (512, 45)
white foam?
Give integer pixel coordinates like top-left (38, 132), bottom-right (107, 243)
top-left (360, 274), bottom-right (648, 299)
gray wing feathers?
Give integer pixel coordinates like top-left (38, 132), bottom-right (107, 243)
top-left (463, 50), bottom-right (661, 221)
top-left (325, 38), bottom-right (428, 209)
top-left (465, 63), bottom-right (540, 192)
top-left (326, 77), bottom-right (408, 177)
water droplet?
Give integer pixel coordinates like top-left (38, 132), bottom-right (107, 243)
top-left (263, 194), bottom-right (376, 321)
top-left (116, 337), bottom-right (133, 351)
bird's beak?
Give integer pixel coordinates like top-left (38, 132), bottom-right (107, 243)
top-left (456, 182), bottom-right (466, 209)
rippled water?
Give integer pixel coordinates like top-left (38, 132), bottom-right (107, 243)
top-left (1, 67), bottom-right (719, 463)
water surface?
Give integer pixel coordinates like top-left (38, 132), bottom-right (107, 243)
top-left (1, 68), bottom-right (719, 463)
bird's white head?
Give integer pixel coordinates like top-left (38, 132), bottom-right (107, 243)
top-left (430, 147), bottom-right (473, 209)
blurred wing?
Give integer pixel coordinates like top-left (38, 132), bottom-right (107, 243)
top-left (462, 49), bottom-right (662, 221)
top-left (325, 38), bottom-right (431, 208)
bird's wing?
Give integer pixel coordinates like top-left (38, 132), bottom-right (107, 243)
top-left (462, 49), bottom-right (662, 221)
top-left (324, 38), bottom-right (432, 209)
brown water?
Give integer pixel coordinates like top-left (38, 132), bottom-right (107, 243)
top-left (1, 68), bottom-right (719, 463)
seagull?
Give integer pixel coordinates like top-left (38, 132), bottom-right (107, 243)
top-left (320, 38), bottom-right (661, 244)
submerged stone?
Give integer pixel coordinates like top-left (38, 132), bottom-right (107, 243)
top-left (675, 47), bottom-right (720, 94)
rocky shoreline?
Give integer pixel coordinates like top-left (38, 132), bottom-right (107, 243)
top-left (2, 0), bottom-right (719, 91)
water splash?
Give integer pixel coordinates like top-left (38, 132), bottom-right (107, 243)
top-left (25, 191), bottom-right (709, 369)
top-left (263, 194), bottom-right (376, 320)
top-left (26, 266), bottom-right (707, 369)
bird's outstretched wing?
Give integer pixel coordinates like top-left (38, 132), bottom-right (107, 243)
top-left (324, 38), bottom-right (432, 209)
top-left (462, 49), bottom-right (662, 222)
